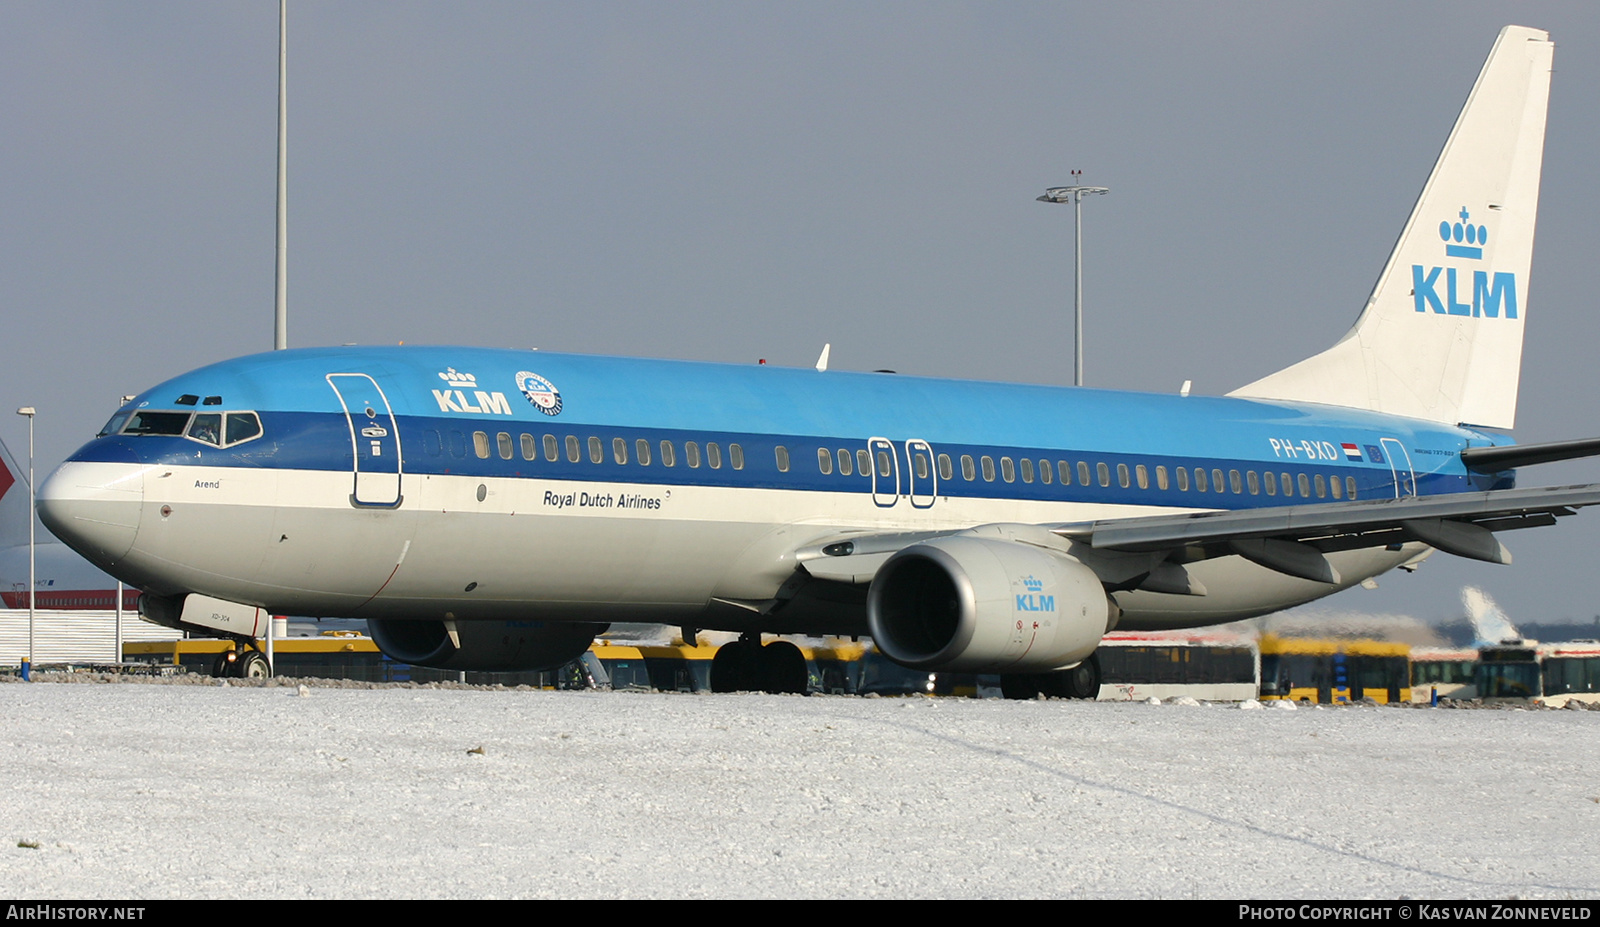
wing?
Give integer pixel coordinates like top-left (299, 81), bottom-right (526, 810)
top-left (797, 483), bottom-right (1600, 587)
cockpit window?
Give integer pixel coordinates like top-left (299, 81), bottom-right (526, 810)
top-left (98, 411), bottom-right (133, 438)
top-left (117, 409), bottom-right (264, 448)
top-left (225, 412), bottom-right (262, 445)
top-left (187, 413), bottom-right (222, 446)
top-left (123, 411), bottom-right (192, 436)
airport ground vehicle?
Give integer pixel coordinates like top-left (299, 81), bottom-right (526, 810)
top-left (1258, 635), bottom-right (1411, 704)
top-left (123, 634), bottom-right (566, 685)
top-left (1476, 639), bottom-right (1600, 706)
top-left (1410, 647), bottom-right (1479, 701)
top-left (1095, 632), bottom-right (1259, 701)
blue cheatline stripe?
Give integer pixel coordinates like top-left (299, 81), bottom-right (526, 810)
top-left (79, 408), bottom-right (1504, 512)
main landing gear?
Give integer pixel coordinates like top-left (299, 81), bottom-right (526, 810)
top-left (999, 652), bottom-right (1101, 700)
top-left (710, 633), bottom-right (808, 694)
top-left (210, 638), bottom-right (273, 680)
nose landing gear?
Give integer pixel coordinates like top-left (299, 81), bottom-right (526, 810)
top-left (210, 640), bottom-right (273, 679)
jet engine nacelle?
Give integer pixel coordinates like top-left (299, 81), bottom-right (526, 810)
top-left (368, 619), bottom-right (607, 672)
top-left (866, 536), bottom-right (1112, 674)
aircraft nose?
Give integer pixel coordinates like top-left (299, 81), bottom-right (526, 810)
top-left (37, 450), bottom-right (145, 568)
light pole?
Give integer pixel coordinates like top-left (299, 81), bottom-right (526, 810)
top-left (15, 407), bottom-right (34, 677)
top-left (1038, 173), bottom-right (1108, 387)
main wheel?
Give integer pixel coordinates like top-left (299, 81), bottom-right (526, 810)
top-left (1063, 653), bottom-right (1101, 699)
top-left (1000, 674), bottom-right (1041, 700)
top-left (759, 641), bottom-right (808, 695)
top-left (211, 652), bottom-right (233, 679)
top-left (711, 641), bottom-right (756, 692)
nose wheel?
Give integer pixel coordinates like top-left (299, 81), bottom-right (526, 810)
top-left (210, 642), bottom-right (273, 679)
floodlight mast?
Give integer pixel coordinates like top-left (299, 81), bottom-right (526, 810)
top-left (15, 407), bottom-right (34, 675)
top-left (1038, 177), bottom-right (1108, 387)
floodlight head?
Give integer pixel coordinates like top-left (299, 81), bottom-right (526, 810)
top-left (16, 407), bottom-right (35, 417)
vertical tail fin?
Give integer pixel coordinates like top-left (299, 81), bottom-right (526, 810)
top-left (1231, 25), bottom-right (1553, 430)
top-left (0, 435), bottom-right (28, 550)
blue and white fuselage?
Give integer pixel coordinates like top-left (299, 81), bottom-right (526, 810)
top-left (45, 345), bottom-right (1498, 629)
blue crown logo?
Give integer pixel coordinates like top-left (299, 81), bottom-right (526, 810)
top-left (1438, 207), bottom-right (1486, 260)
top-left (1022, 575), bottom-right (1043, 592)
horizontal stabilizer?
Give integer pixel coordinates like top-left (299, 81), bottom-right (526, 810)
top-left (1462, 437), bottom-right (1600, 472)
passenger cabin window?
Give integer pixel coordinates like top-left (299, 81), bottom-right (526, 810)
top-left (1001, 457), bottom-right (1015, 483)
top-left (544, 434), bottom-right (559, 461)
top-left (521, 434), bottom-right (537, 461)
top-left (566, 435), bottom-right (581, 463)
top-left (1298, 473), bottom-right (1311, 497)
top-left (1330, 475), bottom-right (1343, 499)
top-left (729, 444), bottom-right (744, 470)
top-left (1176, 467), bottom-right (1189, 491)
top-left (1345, 477), bottom-right (1358, 499)
top-left (1097, 462), bottom-right (1110, 487)
top-left (1156, 466), bottom-right (1169, 491)
top-left (1247, 471), bottom-right (1260, 495)
top-left (1019, 458), bottom-right (1033, 483)
top-left (962, 455), bottom-right (976, 481)
top-left (981, 456), bottom-right (995, 482)
top-left (498, 432), bottom-right (514, 460)
top-left (856, 449), bottom-right (870, 476)
top-left (1229, 470), bottom-right (1242, 494)
top-left (1079, 462), bottom-right (1092, 486)
top-left (589, 436), bottom-right (604, 464)
top-left (876, 450), bottom-right (892, 477)
top-left (1212, 469), bottom-right (1225, 494)
top-left (775, 446), bottom-right (790, 472)
top-left (1117, 463), bottom-right (1129, 489)
top-left (1136, 464), bottom-right (1149, 490)
top-left (1315, 474), bottom-right (1327, 498)
top-left (686, 442), bottom-right (702, 468)
top-left (660, 441), bottom-right (676, 467)
top-left (837, 449), bottom-right (853, 476)
top-left (636, 438), bottom-right (651, 466)
top-left (817, 448), bottom-right (832, 474)
top-left (1038, 459), bottom-right (1051, 485)
top-left (473, 431), bottom-right (490, 458)
top-left (1194, 468), bottom-right (1208, 492)
top-left (613, 437), bottom-right (628, 465)
top-left (708, 443), bottom-right (723, 469)
top-left (939, 454), bottom-right (953, 481)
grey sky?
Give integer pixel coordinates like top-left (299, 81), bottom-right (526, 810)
top-left (3, 2), bottom-right (1598, 625)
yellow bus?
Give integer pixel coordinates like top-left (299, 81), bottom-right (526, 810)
top-left (1258, 635), bottom-right (1411, 704)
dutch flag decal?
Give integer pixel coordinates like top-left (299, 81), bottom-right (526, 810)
top-left (1342, 443), bottom-right (1363, 461)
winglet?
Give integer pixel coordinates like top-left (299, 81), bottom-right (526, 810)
top-left (815, 343), bottom-right (831, 372)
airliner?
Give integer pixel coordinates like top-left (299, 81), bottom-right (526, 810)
top-left (36, 25), bottom-right (1600, 694)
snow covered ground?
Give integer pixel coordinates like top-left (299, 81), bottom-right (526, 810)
top-left (2, 678), bottom-right (1597, 899)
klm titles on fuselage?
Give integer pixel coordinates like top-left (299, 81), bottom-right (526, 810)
top-left (1412, 208), bottom-right (1517, 319)
top-left (543, 490), bottom-right (663, 511)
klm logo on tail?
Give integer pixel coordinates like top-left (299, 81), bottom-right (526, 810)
top-left (1412, 208), bottom-right (1517, 319)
